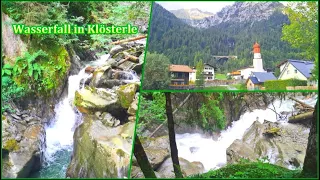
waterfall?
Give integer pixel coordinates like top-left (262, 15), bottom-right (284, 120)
top-left (33, 55), bottom-right (110, 178)
top-left (175, 96), bottom-right (317, 172)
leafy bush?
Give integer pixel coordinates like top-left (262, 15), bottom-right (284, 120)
top-left (264, 79), bottom-right (307, 90)
top-left (199, 93), bottom-right (225, 130)
top-left (1, 76), bottom-right (25, 113)
top-left (191, 162), bottom-right (300, 178)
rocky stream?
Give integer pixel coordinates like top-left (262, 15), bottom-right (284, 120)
top-left (2, 38), bottom-right (146, 178)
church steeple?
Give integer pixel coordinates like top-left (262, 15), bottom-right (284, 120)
top-left (252, 42), bottom-right (264, 72)
top-left (253, 42), bottom-right (260, 53)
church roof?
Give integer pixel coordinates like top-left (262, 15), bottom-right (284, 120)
top-left (253, 42), bottom-right (260, 48)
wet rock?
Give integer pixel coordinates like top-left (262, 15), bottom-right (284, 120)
top-left (127, 93), bottom-right (138, 115)
top-left (11, 114), bottom-right (21, 120)
top-left (145, 148), bottom-right (170, 170)
top-left (226, 120), bottom-right (309, 169)
top-left (156, 157), bottom-right (205, 178)
top-left (128, 116), bottom-right (136, 122)
top-left (116, 83), bottom-right (138, 109)
top-left (85, 66), bottom-right (95, 74)
top-left (66, 119), bottom-right (135, 178)
top-left (110, 45), bottom-right (128, 57)
top-left (74, 86), bottom-right (120, 114)
top-left (2, 124), bottom-right (45, 178)
top-left (95, 111), bottom-right (102, 119)
top-left (100, 112), bottom-right (121, 127)
top-left (96, 79), bottom-right (127, 89)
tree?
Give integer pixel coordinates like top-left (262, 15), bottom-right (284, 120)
top-left (282, 2), bottom-right (318, 80)
top-left (143, 52), bottom-right (171, 90)
top-left (195, 60), bottom-right (205, 89)
top-left (302, 101), bottom-right (318, 177)
top-left (165, 92), bottom-right (183, 178)
top-left (133, 134), bottom-right (157, 178)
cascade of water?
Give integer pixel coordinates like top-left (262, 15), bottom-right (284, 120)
top-left (176, 96), bottom-right (317, 172)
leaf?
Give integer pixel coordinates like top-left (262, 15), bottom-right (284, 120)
top-left (28, 67), bottom-right (33, 77)
top-left (3, 64), bottom-right (13, 69)
top-left (34, 73), bottom-right (39, 80)
top-left (4, 69), bottom-right (12, 75)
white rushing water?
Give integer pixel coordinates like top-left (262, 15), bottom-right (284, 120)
top-left (176, 96), bottom-right (317, 172)
top-left (44, 55), bottom-right (109, 162)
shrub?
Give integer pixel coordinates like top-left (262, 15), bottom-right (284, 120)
top-left (264, 79), bottom-right (307, 90)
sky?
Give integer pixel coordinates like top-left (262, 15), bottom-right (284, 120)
top-left (157, 1), bottom-right (289, 14)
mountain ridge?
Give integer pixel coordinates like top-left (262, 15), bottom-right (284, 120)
top-left (168, 2), bottom-right (285, 28)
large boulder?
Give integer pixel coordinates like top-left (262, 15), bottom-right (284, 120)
top-left (74, 86), bottom-right (120, 114)
top-left (227, 120), bottom-right (309, 169)
top-left (156, 157), bottom-right (205, 178)
top-left (2, 124), bottom-right (45, 178)
top-left (116, 83), bottom-right (138, 109)
top-left (66, 118), bottom-right (135, 178)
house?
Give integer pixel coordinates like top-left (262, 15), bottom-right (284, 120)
top-left (189, 63), bottom-right (215, 82)
top-left (246, 72), bottom-right (277, 90)
top-left (277, 60), bottom-right (315, 81)
top-left (203, 63), bottom-right (215, 80)
top-left (228, 70), bottom-right (242, 80)
top-left (169, 65), bottom-right (193, 88)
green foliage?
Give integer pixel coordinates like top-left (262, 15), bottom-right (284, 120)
top-left (195, 60), bottom-right (205, 89)
top-left (142, 52), bottom-right (171, 90)
top-left (1, 76), bottom-right (25, 113)
top-left (191, 162), bottom-right (300, 178)
top-left (264, 79), bottom-right (307, 90)
top-left (3, 139), bottom-right (20, 151)
top-left (282, 2), bottom-right (318, 80)
top-left (149, 3), bottom-right (302, 72)
top-left (139, 92), bottom-right (166, 128)
top-left (199, 93), bottom-right (225, 130)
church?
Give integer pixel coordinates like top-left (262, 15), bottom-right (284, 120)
top-left (228, 42), bottom-right (266, 79)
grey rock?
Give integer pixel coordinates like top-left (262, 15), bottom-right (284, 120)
top-left (11, 114), bottom-right (21, 120)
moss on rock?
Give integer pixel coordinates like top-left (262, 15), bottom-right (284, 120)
top-left (117, 83), bottom-right (138, 109)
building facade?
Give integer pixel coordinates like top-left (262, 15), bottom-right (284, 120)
top-left (169, 65), bottom-right (194, 89)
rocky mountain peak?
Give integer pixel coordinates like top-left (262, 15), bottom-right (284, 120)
top-left (170, 8), bottom-right (214, 20)
top-left (172, 2), bottom-right (285, 28)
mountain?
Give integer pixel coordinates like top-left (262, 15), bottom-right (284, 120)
top-left (171, 2), bottom-right (285, 28)
top-left (148, 2), bottom-right (302, 72)
top-left (170, 8), bottom-right (214, 20)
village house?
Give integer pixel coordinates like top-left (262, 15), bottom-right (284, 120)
top-left (277, 59), bottom-right (315, 85)
top-left (189, 63), bottom-right (215, 82)
top-left (203, 63), bottom-right (215, 80)
top-left (246, 72), bottom-right (277, 90)
top-left (169, 64), bottom-right (194, 89)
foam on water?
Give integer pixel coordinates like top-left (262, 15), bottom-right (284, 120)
top-left (176, 96), bottom-right (316, 172)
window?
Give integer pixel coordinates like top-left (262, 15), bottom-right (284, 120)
top-left (294, 69), bottom-right (297, 73)
top-left (208, 77), bottom-right (212, 79)
top-left (208, 72), bottom-right (212, 74)
top-left (287, 70), bottom-right (290, 74)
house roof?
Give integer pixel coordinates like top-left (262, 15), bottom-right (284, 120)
top-left (287, 60), bottom-right (314, 78)
top-left (248, 77), bottom-right (262, 84)
top-left (169, 65), bottom-right (193, 73)
top-left (204, 63), bottom-right (215, 68)
top-left (252, 72), bottom-right (277, 83)
top-left (230, 71), bottom-right (241, 76)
